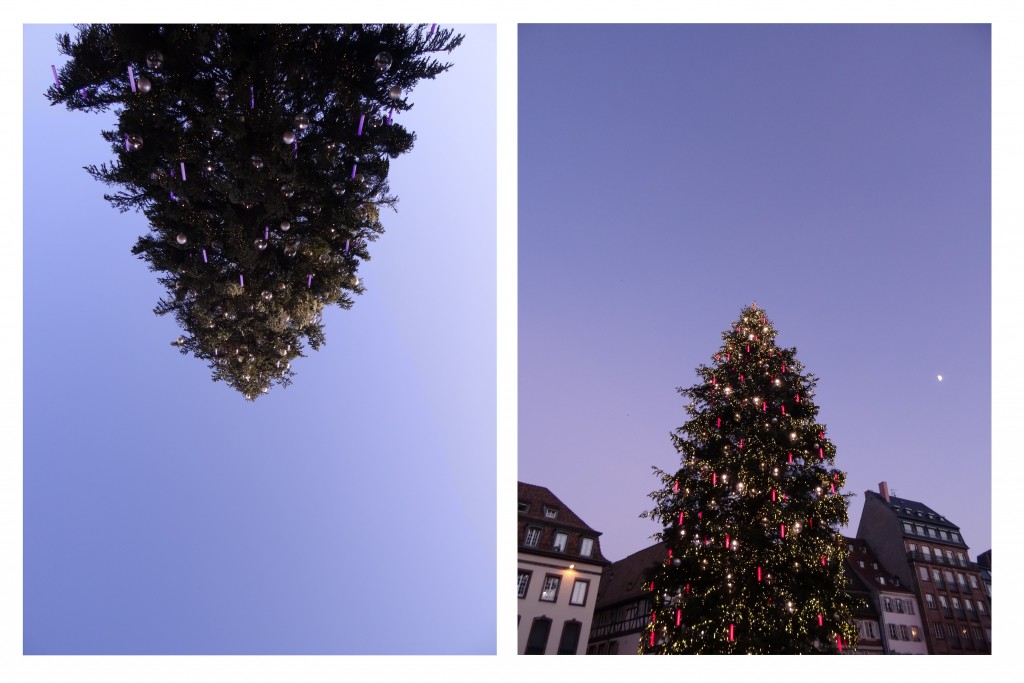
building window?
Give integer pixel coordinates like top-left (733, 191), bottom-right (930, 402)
top-left (895, 599), bottom-right (904, 613)
top-left (866, 621), bottom-right (876, 639)
top-left (900, 625), bottom-right (910, 641)
top-left (919, 566), bottom-right (929, 581)
top-left (569, 579), bottom-right (590, 606)
top-left (922, 545), bottom-right (931, 558)
top-left (544, 506), bottom-right (558, 519)
top-left (957, 573), bottom-right (967, 587)
top-left (518, 570), bottom-right (532, 599)
top-left (525, 617), bottom-right (552, 654)
top-left (951, 597), bottom-right (961, 611)
top-left (965, 599), bottom-right (975, 613)
top-left (946, 624), bottom-right (956, 639)
top-left (939, 595), bottom-right (948, 609)
top-left (871, 562), bottom-right (879, 570)
top-left (518, 502), bottom-right (529, 513)
top-left (540, 575), bottom-right (560, 602)
top-left (946, 550), bottom-right (955, 564)
top-left (932, 569), bottom-right (941, 582)
top-left (972, 626), bottom-right (984, 641)
top-left (943, 570), bottom-right (954, 584)
top-left (959, 551), bottom-right (969, 565)
top-left (911, 626), bottom-right (921, 641)
top-left (556, 620), bottom-right (582, 655)
top-left (903, 522), bottom-right (913, 533)
top-left (524, 527), bottom-right (541, 547)
top-left (927, 527), bottom-right (936, 538)
top-left (941, 530), bottom-right (949, 540)
top-left (969, 575), bottom-right (979, 589)
top-left (932, 623), bottom-right (944, 640)
top-left (977, 600), bottom-right (987, 615)
top-left (858, 560), bottom-right (865, 568)
top-left (953, 532), bottom-right (961, 542)
top-left (888, 623), bottom-right (899, 640)
top-left (906, 599), bottom-right (915, 615)
top-left (925, 593), bottom-right (936, 609)
top-left (553, 532), bottom-right (568, 552)
top-left (580, 537), bottom-right (594, 557)
top-left (878, 577), bottom-right (886, 586)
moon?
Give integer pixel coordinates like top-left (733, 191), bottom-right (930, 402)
top-left (937, 375), bottom-right (943, 381)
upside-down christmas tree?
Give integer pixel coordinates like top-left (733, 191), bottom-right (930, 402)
top-left (45, 24), bottom-right (462, 400)
top-left (641, 304), bottom-right (859, 654)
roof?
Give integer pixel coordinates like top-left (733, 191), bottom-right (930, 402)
top-left (843, 536), bottom-right (916, 596)
top-left (865, 490), bottom-right (961, 531)
top-left (593, 542), bottom-right (666, 610)
top-left (518, 482), bottom-right (601, 534)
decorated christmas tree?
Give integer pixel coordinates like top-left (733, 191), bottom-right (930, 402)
top-left (641, 304), bottom-right (859, 654)
top-left (45, 24), bottom-right (462, 399)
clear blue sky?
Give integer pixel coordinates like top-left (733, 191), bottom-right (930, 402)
top-left (23, 24), bottom-right (495, 654)
top-left (519, 24), bottom-right (991, 564)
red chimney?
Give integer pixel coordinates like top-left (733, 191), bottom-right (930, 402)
top-left (879, 482), bottom-right (890, 502)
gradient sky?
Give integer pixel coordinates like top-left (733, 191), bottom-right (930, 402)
top-left (23, 23), bottom-right (495, 654)
top-left (519, 24), bottom-right (991, 565)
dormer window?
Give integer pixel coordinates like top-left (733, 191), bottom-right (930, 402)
top-left (580, 537), bottom-right (594, 558)
top-left (544, 506), bottom-right (559, 519)
top-left (553, 532), bottom-right (568, 552)
top-left (518, 502), bottom-right (529, 513)
top-left (524, 527), bottom-right (541, 547)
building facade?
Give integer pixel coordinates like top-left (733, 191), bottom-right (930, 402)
top-left (856, 482), bottom-right (991, 654)
top-left (844, 537), bottom-right (926, 654)
top-left (518, 482), bottom-right (609, 655)
top-left (587, 542), bottom-right (666, 654)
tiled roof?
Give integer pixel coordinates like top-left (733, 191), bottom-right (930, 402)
top-left (865, 490), bottom-right (961, 531)
top-left (594, 542), bottom-right (666, 609)
top-left (518, 482), bottom-right (600, 533)
top-left (843, 536), bottom-right (916, 596)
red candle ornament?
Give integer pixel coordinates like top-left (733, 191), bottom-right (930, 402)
top-left (772, 489), bottom-right (777, 502)
top-left (795, 393), bottom-right (800, 403)
top-left (821, 555), bottom-right (826, 566)
top-left (676, 609), bottom-right (682, 627)
top-left (830, 483), bottom-right (836, 494)
top-left (819, 448), bottom-right (824, 459)
top-left (781, 405), bottom-right (786, 415)
top-left (725, 534), bottom-right (730, 549)
top-left (788, 452), bottom-right (793, 463)
top-left (837, 636), bottom-right (843, 652)
top-left (651, 611), bottom-right (657, 624)
top-left (818, 614), bottom-right (823, 627)
top-left (780, 524), bottom-right (785, 538)
top-left (650, 631), bottom-right (656, 647)
top-left (679, 511), bottom-right (685, 525)
top-left (757, 566), bottom-right (762, 581)
top-left (739, 438), bottom-right (744, 449)
top-left (713, 472), bottom-right (717, 485)
top-left (668, 549), bottom-right (673, 559)
top-left (717, 417), bottom-right (721, 428)
top-left (762, 401), bottom-right (767, 411)
top-left (782, 364), bottom-right (786, 372)
top-left (729, 623), bottom-right (735, 642)
top-left (674, 480), bottom-right (679, 493)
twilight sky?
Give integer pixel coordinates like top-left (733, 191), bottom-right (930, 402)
top-left (23, 23), bottom-right (495, 654)
top-left (519, 24), bottom-right (991, 564)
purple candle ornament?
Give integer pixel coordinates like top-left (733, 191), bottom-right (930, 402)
top-left (51, 65), bottom-right (59, 86)
top-left (240, 274), bottom-right (244, 287)
top-left (80, 88), bottom-right (87, 101)
top-left (171, 166), bottom-right (176, 179)
top-left (124, 134), bottom-right (129, 151)
top-left (202, 248), bottom-right (208, 263)
top-left (170, 191), bottom-right (177, 200)
top-left (345, 239), bottom-right (350, 253)
top-left (429, 23), bottom-right (437, 36)
top-left (250, 85), bottom-right (254, 109)
top-left (307, 274), bottom-right (313, 288)
top-left (387, 109), bottom-right (393, 125)
top-left (357, 114), bottom-right (365, 136)
top-left (180, 162), bottom-right (187, 181)
top-left (264, 225), bottom-right (269, 240)
top-left (128, 65), bottom-right (137, 93)
top-left (294, 139), bottom-right (298, 159)
top-left (351, 163), bottom-right (357, 179)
